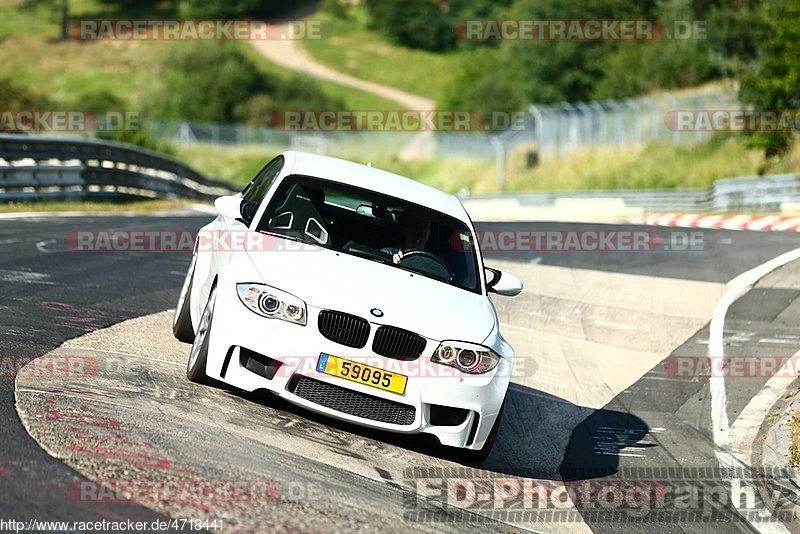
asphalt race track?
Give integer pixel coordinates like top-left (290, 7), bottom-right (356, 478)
top-left (2, 212), bottom-right (800, 532)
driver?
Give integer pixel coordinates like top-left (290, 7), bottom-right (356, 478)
top-left (383, 211), bottom-right (431, 264)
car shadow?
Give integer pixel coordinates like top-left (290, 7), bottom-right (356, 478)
top-left (480, 384), bottom-right (651, 480)
top-left (224, 380), bottom-right (650, 483)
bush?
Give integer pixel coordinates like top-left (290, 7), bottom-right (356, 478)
top-left (0, 78), bottom-right (52, 110)
top-left (739, 0), bottom-right (800, 159)
top-left (151, 43), bottom-right (345, 125)
top-left (152, 43), bottom-right (265, 122)
top-left (593, 41), bottom-right (718, 100)
top-left (363, 0), bottom-right (455, 51)
top-left (184, 0), bottom-right (313, 18)
top-left (320, 0), bottom-right (350, 20)
top-left (96, 126), bottom-right (176, 156)
top-left (363, 0), bottom-right (511, 52)
top-left (439, 48), bottom-right (522, 117)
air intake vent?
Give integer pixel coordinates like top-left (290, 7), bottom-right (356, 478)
top-left (318, 310), bottom-right (370, 348)
top-left (288, 375), bottom-right (416, 426)
top-left (372, 325), bottom-right (426, 360)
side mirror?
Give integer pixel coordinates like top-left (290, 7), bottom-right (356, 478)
top-left (240, 201), bottom-right (259, 224)
top-left (485, 267), bottom-right (523, 296)
top-left (214, 195), bottom-right (243, 219)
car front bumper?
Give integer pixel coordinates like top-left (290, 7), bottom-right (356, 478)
top-left (203, 281), bottom-right (510, 450)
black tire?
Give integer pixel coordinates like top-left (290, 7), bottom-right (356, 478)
top-left (172, 254), bottom-right (197, 343)
top-left (456, 401), bottom-right (505, 464)
top-left (187, 285), bottom-right (216, 384)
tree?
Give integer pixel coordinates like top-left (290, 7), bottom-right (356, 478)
top-left (152, 43), bottom-right (267, 122)
top-left (738, 0), bottom-right (800, 158)
top-left (363, 0), bottom-right (512, 52)
top-left (183, 0), bottom-right (312, 19)
top-left (20, 0), bottom-right (69, 40)
top-left (151, 42), bottom-right (344, 124)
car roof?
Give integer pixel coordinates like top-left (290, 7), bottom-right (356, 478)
top-left (281, 151), bottom-right (469, 222)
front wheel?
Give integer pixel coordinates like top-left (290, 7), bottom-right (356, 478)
top-left (187, 285), bottom-right (216, 384)
top-left (173, 253), bottom-right (197, 343)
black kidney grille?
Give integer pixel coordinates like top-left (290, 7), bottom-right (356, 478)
top-left (288, 375), bottom-right (416, 426)
top-left (318, 310), bottom-right (370, 348)
top-left (372, 325), bottom-right (426, 360)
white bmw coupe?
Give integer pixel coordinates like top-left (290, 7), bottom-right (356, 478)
top-left (173, 151), bottom-right (522, 462)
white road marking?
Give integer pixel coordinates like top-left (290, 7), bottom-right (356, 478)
top-left (593, 320), bottom-right (637, 331)
top-left (35, 239), bottom-right (57, 253)
top-left (730, 348), bottom-right (800, 460)
top-left (0, 269), bottom-right (54, 285)
top-left (641, 375), bottom-right (680, 381)
top-left (709, 247), bottom-right (800, 533)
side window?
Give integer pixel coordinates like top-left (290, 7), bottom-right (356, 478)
top-left (243, 155), bottom-right (285, 204)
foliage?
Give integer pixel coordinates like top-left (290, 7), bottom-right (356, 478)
top-left (183, 0), bottom-right (313, 18)
top-left (151, 43), bottom-right (344, 124)
top-left (738, 0), bottom-right (800, 158)
top-left (363, 0), bottom-right (511, 51)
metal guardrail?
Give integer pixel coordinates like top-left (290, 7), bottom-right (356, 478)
top-left (0, 134), bottom-right (235, 202)
top-left (3, 134), bottom-right (799, 215)
top-left (464, 173), bottom-right (800, 214)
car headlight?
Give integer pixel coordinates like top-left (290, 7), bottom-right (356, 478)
top-left (236, 283), bottom-right (307, 326)
top-left (431, 341), bottom-right (501, 374)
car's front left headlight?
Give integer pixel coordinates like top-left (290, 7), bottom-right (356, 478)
top-left (431, 341), bottom-right (501, 374)
top-left (236, 283), bottom-right (307, 326)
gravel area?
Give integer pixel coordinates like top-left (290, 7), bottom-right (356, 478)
top-left (62, 310), bottom-right (187, 365)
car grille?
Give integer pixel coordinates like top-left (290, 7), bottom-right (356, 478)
top-left (318, 310), bottom-right (370, 348)
top-left (372, 325), bottom-right (426, 360)
top-left (288, 375), bottom-right (416, 426)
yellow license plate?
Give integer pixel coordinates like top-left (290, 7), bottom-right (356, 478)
top-left (316, 353), bottom-right (407, 395)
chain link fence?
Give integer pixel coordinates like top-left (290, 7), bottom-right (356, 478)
top-left (148, 89), bottom-right (738, 187)
top-left (529, 90), bottom-right (738, 158)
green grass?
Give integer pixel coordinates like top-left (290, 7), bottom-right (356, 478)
top-left (299, 8), bottom-right (461, 103)
top-left (173, 143), bottom-right (290, 188)
top-left (0, 0), bottom-right (163, 109)
top-left (237, 42), bottom-right (400, 111)
top-left (0, 0), bottom-right (399, 114)
top-left (503, 135), bottom-right (774, 193)
top-left (6, 133), bottom-right (795, 214)
top-left (172, 133), bottom-right (800, 196)
top-left (0, 198), bottom-right (194, 214)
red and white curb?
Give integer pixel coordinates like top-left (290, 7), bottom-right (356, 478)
top-left (631, 213), bottom-right (800, 232)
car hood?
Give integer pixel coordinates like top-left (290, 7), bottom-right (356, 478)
top-left (246, 245), bottom-right (494, 343)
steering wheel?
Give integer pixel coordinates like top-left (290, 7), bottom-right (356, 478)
top-left (398, 250), bottom-right (453, 281)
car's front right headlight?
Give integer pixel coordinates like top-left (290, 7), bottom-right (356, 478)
top-left (431, 341), bottom-right (501, 374)
top-left (236, 283), bottom-right (306, 326)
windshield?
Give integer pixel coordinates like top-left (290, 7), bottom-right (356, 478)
top-left (256, 175), bottom-right (481, 293)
